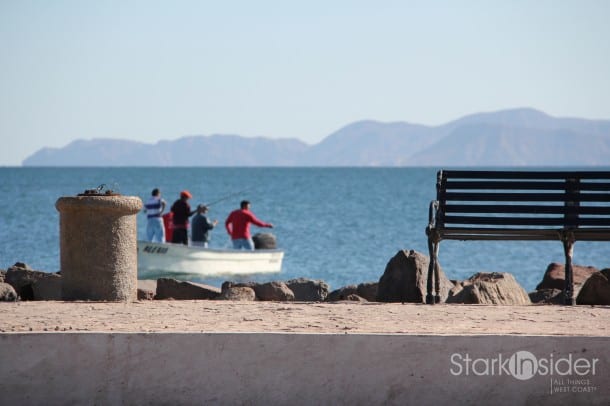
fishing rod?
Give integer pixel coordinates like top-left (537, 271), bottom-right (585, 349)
top-left (204, 187), bottom-right (256, 207)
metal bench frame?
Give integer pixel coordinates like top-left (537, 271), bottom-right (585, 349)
top-left (425, 170), bottom-right (610, 305)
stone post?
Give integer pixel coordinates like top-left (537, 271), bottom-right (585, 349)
top-left (56, 194), bottom-right (142, 301)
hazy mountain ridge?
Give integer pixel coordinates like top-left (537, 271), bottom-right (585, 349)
top-left (22, 108), bottom-right (610, 166)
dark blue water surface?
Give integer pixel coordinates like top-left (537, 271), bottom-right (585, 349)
top-left (1, 167), bottom-right (608, 292)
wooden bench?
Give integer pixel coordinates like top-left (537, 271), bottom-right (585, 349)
top-left (425, 170), bottom-right (610, 305)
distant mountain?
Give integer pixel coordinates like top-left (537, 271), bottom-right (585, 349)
top-left (300, 120), bottom-right (442, 166)
top-left (22, 108), bottom-right (610, 166)
top-left (24, 135), bottom-right (309, 166)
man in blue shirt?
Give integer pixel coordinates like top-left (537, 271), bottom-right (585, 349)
top-left (191, 205), bottom-right (218, 248)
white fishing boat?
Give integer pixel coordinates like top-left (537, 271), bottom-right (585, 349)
top-left (137, 240), bottom-right (284, 278)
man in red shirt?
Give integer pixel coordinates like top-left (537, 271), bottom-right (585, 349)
top-left (225, 200), bottom-right (273, 250)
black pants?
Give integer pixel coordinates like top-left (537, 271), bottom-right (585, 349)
top-left (172, 228), bottom-right (188, 245)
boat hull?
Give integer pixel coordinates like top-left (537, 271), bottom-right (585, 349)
top-left (137, 241), bottom-right (284, 278)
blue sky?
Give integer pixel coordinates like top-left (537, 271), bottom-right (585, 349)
top-left (1, 0), bottom-right (609, 165)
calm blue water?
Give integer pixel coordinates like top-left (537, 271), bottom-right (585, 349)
top-left (1, 167), bottom-right (608, 292)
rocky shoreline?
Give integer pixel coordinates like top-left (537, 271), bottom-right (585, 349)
top-left (2, 249), bottom-right (609, 305)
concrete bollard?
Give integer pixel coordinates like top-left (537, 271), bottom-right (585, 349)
top-left (56, 192), bottom-right (142, 301)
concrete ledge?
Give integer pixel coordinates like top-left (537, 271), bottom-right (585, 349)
top-left (0, 333), bottom-right (607, 405)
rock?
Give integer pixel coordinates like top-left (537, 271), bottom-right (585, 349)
top-left (577, 269), bottom-right (610, 305)
top-left (254, 281), bottom-right (294, 301)
top-left (0, 270), bottom-right (6, 283)
top-left (222, 281), bottom-right (256, 291)
top-left (0, 282), bottom-right (18, 301)
top-left (217, 286), bottom-right (256, 301)
top-left (155, 278), bottom-right (220, 300)
top-left (137, 288), bottom-right (155, 300)
top-left (326, 285), bottom-right (358, 302)
top-left (535, 262), bottom-right (599, 296)
top-left (329, 293), bottom-right (367, 302)
top-left (446, 272), bottom-right (531, 305)
top-left (253, 233), bottom-right (277, 249)
top-left (11, 262), bottom-right (32, 270)
top-left (32, 273), bottom-right (62, 300)
top-left (5, 266), bottom-right (56, 301)
top-left (222, 281), bottom-right (295, 301)
top-left (376, 250), bottom-right (453, 303)
top-left (285, 278), bottom-right (329, 301)
top-left (137, 279), bottom-right (157, 300)
top-left (528, 289), bottom-right (563, 305)
top-left (345, 294), bottom-right (367, 302)
top-left (356, 282), bottom-right (378, 302)
top-left (138, 280), bottom-right (157, 292)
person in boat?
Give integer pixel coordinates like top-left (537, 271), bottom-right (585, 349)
top-left (143, 188), bottom-right (166, 243)
top-left (170, 190), bottom-right (196, 245)
top-left (191, 204), bottom-right (218, 248)
top-left (225, 200), bottom-right (273, 250)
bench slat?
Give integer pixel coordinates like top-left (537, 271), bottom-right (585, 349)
top-left (438, 227), bottom-right (610, 241)
top-left (441, 215), bottom-right (610, 227)
top-left (441, 192), bottom-right (610, 202)
top-left (443, 204), bottom-right (610, 215)
top-left (445, 180), bottom-right (610, 191)
top-left (441, 170), bottom-right (610, 179)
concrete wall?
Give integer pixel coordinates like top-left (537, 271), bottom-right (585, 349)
top-left (0, 333), bottom-right (608, 405)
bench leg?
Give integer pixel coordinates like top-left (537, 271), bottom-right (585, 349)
top-left (562, 237), bottom-right (576, 306)
top-left (434, 256), bottom-right (441, 304)
top-left (426, 239), bottom-right (439, 304)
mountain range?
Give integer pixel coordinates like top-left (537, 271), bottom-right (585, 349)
top-left (22, 108), bottom-right (610, 166)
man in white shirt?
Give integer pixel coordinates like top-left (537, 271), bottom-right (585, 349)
top-left (144, 188), bottom-right (166, 243)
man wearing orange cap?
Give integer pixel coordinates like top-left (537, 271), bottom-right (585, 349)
top-left (170, 190), bottom-right (195, 245)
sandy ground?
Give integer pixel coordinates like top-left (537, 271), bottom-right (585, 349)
top-left (1, 300), bottom-right (609, 335)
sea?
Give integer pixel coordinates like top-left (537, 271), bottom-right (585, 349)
top-left (1, 167), bottom-right (608, 293)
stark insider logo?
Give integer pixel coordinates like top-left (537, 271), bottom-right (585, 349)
top-left (450, 351), bottom-right (599, 381)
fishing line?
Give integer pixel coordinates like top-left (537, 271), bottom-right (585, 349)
top-left (204, 187), bottom-right (256, 207)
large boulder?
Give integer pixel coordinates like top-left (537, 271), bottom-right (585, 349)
top-left (356, 282), bottom-right (378, 302)
top-left (286, 278), bottom-right (329, 301)
top-left (326, 285), bottom-right (359, 302)
top-left (253, 233), bottom-right (277, 249)
top-left (137, 280), bottom-right (157, 300)
top-left (377, 250), bottom-right (453, 303)
top-left (338, 294), bottom-right (367, 302)
top-left (222, 281), bottom-right (256, 291)
top-left (223, 281), bottom-right (295, 301)
top-left (4, 263), bottom-right (56, 300)
top-left (254, 281), bottom-right (294, 301)
top-left (0, 282), bottom-right (18, 301)
top-left (217, 286), bottom-right (256, 301)
top-left (155, 278), bottom-right (220, 300)
top-left (535, 263), bottom-right (599, 297)
top-left (137, 288), bottom-right (155, 300)
top-left (528, 288), bottom-right (563, 305)
top-left (576, 269), bottom-right (610, 305)
top-left (447, 272), bottom-right (531, 305)
top-left (0, 270), bottom-right (6, 283)
top-left (32, 273), bottom-right (62, 300)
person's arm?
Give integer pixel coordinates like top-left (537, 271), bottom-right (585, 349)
top-left (225, 213), bottom-right (233, 235)
top-left (206, 218), bottom-right (218, 230)
top-left (248, 212), bottom-right (273, 228)
top-left (161, 199), bottom-right (166, 214)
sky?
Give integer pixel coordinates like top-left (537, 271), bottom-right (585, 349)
top-left (1, 0), bottom-right (610, 166)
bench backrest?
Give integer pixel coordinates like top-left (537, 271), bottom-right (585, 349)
top-left (432, 170), bottom-right (610, 239)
